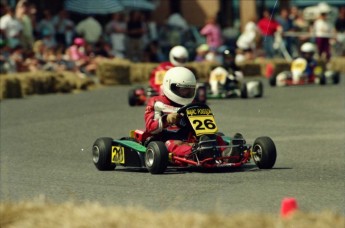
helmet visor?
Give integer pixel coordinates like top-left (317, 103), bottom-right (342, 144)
top-left (171, 83), bottom-right (195, 98)
top-left (173, 56), bottom-right (187, 64)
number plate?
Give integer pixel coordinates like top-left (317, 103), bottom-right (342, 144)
top-left (187, 108), bottom-right (218, 136)
top-left (154, 70), bottom-right (166, 85)
top-left (111, 146), bottom-right (125, 164)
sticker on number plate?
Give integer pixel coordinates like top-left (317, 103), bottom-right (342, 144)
top-left (111, 146), bottom-right (125, 164)
top-left (186, 108), bottom-right (218, 136)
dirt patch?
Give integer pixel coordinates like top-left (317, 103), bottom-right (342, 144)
top-left (1, 199), bottom-right (344, 228)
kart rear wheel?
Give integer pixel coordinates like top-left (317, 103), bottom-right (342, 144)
top-left (128, 89), bottom-right (137, 106)
top-left (240, 82), bottom-right (248, 98)
top-left (252, 137), bottom-right (277, 169)
top-left (332, 72), bottom-right (340, 84)
top-left (92, 137), bottom-right (116, 171)
top-left (145, 141), bottom-right (169, 174)
top-left (269, 75), bottom-right (277, 87)
top-left (255, 81), bottom-right (264, 98)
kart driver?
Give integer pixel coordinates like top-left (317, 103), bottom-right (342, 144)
top-left (299, 42), bottom-right (318, 79)
top-left (149, 45), bottom-right (189, 94)
top-left (145, 67), bottom-right (196, 157)
top-left (208, 48), bottom-right (244, 95)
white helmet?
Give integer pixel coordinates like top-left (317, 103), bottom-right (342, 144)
top-left (163, 67), bottom-right (196, 105)
top-left (300, 42), bottom-right (315, 53)
top-left (169, 46), bottom-right (189, 66)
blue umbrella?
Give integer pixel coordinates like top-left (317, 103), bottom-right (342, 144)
top-left (65, 0), bottom-right (125, 15)
top-left (120, 0), bottom-right (157, 11)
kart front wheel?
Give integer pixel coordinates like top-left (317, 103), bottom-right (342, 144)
top-left (128, 89), bottom-right (137, 106)
top-left (240, 82), bottom-right (248, 98)
top-left (252, 137), bottom-right (277, 169)
top-left (92, 137), bottom-right (116, 171)
top-left (145, 141), bottom-right (169, 174)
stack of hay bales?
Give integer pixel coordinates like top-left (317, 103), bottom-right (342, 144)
top-left (96, 59), bottom-right (131, 85)
top-left (0, 71), bottom-right (95, 100)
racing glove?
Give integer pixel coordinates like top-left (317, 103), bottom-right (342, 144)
top-left (166, 113), bottom-right (181, 125)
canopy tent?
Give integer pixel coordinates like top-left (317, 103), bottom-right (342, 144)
top-left (64, 0), bottom-right (124, 15)
top-left (120, 0), bottom-right (157, 11)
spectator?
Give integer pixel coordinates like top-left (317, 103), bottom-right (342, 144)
top-left (53, 9), bottom-right (75, 47)
top-left (236, 19), bottom-right (258, 56)
top-left (335, 6), bottom-right (345, 56)
top-left (290, 6), bottom-right (309, 56)
top-left (41, 29), bottom-right (57, 49)
top-left (0, 6), bottom-right (23, 48)
top-left (200, 16), bottom-right (223, 51)
top-left (257, 9), bottom-right (281, 58)
top-left (16, 0), bottom-right (34, 50)
top-left (126, 11), bottom-right (146, 62)
top-left (105, 12), bottom-right (126, 58)
top-left (36, 9), bottom-right (55, 40)
top-left (313, 4), bottom-right (336, 61)
top-left (194, 44), bottom-right (209, 62)
top-left (76, 16), bottom-right (102, 45)
top-left (276, 8), bottom-right (293, 56)
top-left (143, 40), bottom-right (164, 63)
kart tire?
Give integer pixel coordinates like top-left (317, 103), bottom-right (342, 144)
top-left (145, 141), bottom-right (169, 174)
top-left (269, 75), bottom-right (277, 87)
top-left (240, 82), bottom-right (248, 99)
top-left (92, 137), bottom-right (116, 171)
top-left (332, 72), bottom-right (340, 84)
top-left (252, 137), bottom-right (277, 169)
top-left (319, 74), bottom-right (326, 85)
top-left (255, 81), bottom-right (264, 98)
top-left (128, 89), bottom-right (137, 106)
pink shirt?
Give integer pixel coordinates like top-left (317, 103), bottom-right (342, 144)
top-left (200, 23), bottom-right (223, 49)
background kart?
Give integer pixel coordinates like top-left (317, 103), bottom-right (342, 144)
top-left (205, 67), bottom-right (264, 99)
top-left (128, 83), bottom-right (207, 106)
top-left (269, 58), bottom-right (340, 87)
top-left (92, 103), bottom-right (277, 174)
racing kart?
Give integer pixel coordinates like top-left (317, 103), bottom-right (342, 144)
top-left (128, 83), bottom-right (207, 106)
top-left (269, 58), bottom-right (340, 87)
top-left (204, 66), bottom-right (264, 99)
top-left (92, 103), bottom-right (277, 174)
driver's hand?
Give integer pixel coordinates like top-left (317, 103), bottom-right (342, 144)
top-left (166, 113), bottom-right (181, 125)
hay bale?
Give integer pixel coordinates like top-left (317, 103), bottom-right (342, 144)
top-left (0, 76), bottom-right (23, 99)
top-left (96, 59), bottom-right (131, 85)
top-left (329, 57), bottom-right (345, 73)
top-left (130, 63), bottom-right (158, 83)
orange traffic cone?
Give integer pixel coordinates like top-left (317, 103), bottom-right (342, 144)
top-left (280, 197), bottom-right (298, 218)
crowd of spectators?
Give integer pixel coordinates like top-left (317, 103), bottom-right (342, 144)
top-left (0, 0), bottom-right (344, 76)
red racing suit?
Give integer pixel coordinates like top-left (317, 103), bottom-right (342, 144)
top-left (144, 95), bottom-right (194, 157)
top-left (149, 62), bottom-right (174, 93)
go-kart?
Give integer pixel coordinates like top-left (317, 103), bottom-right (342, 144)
top-left (92, 103), bottom-right (277, 174)
top-left (269, 58), bottom-right (340, 87)
top-left (204, 66), bottom-right (264, 99)
top-left (128, 84), bottom-right (207, 106)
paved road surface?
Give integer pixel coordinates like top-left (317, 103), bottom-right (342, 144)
top-left (1, 78), bottom-right (344, 214)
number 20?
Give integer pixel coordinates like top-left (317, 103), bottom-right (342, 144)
top-left (193, 119), bottom-right (216, 130)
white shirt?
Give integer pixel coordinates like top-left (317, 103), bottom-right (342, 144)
top-left (0, 14), bottom-right (23, 38)
top-left (313, 18), bottom-right (334, 38)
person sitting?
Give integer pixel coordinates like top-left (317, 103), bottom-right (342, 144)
top-left (148, 45), bottom-right (189, 94)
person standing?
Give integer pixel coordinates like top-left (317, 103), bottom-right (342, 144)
top-left (126, 11), bottom-right (146, 62)
top-left (0, 6), bottom-right (23, 48)
top-left (313, 4), bottom-right (335, 61)
top-left (200, 16), bottom-right (223, 51)
top-left (105, 12), bottom-right (126, 58)
top-left (76, 16), bottom-right (102, 46)
top-left (257, 9), bottom-right (281, 58)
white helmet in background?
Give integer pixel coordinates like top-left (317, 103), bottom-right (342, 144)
top-left (163, 67), bottom-right (196, 105)
top-left (300, 42), bottom-right (316, 53)
top-left (169, 46), bottom-right (189, 66)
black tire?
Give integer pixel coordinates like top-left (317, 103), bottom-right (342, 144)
top-left (128, 89), bottom-right (137, 106)
top-left (145, 141), bottom-right (169, 174)
top-left (319, 74), bottom-right (326, 85)
top-left (269, 75), bottom-right (277, 87)
top-left (332, 72), bottom-right (340, 85)
top-left (252, 137), bottom-right (277, 169)
top-left (256, 81), bottom-right (264, 98)
top-left (92, 137), bottom-right (116, 171)
top-left (240, 82), bottom-right (248, 98)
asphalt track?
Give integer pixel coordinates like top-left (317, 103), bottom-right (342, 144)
top-left (1, 77), bottom-right (344, 215)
